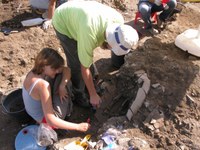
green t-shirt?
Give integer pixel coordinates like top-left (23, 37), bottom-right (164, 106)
top-left (52, 1), bottom-right (124, 67)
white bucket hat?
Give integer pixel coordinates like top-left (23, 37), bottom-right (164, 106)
top-left (106, 23), bottom-right (139, 56)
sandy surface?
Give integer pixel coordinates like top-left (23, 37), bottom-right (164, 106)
top-left (1, 0), bottom-right (200, 149)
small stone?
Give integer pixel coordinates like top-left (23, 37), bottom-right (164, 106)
top-left (150, 119), bottom-right (157, 124)
top-left (153, 122), bottom-right (160, 129)
top-left (148, 125), bottom-right (155, 131)
top-left (152, 83), bottom-right (160, 88)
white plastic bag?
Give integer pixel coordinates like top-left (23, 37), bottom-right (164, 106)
top-left (37, 123), bottom-right (58, 146)
top-left (175, 25), bottom-right (200, 57)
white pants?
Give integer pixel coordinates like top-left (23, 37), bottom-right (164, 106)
top-left (29, 0), bottom-right (49, 10)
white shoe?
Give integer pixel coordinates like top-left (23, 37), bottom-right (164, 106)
top-left (148, 28), bottom-right (159, 35)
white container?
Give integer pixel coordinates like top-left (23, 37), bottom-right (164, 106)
top-left (175, 25), bottom-right (200, 57)
top-left (21, 18), bottom-right (44, 27)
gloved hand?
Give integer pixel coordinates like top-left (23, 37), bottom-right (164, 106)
top-left (154, 0), bottom-right (162, 6)
top-left (42, 19), bottom-right (52, 30)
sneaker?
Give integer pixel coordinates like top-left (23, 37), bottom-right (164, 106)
top-left (157, 16), bottom-right (164, 28)
top-left (148, 28), bottom-right (159, 35)
top-left (73, 95), bottom-right (91, 108)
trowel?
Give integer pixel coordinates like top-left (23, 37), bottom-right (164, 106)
top-left (1, 27), bottom-right (19, 35)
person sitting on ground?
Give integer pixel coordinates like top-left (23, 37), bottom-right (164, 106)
top-left (29, 0), bottom-right (68, 30)
top-left (22, 48), bottom-right (90, 132)
top-left (138, 0), bottom-right (177, 35)
top-left (52, 1), bottom-right (139, 108)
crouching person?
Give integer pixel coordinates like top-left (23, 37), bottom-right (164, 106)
top-left (138, 0), bottom-right (177, 35)
top-left (22, 48), bottom-right (90, 132)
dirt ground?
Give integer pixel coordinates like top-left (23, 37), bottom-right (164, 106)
top-left (1, 0), bottom-right (200, 150)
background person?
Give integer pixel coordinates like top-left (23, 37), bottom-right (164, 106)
top-left (138, 0), bottom-right (177, 35)
top-left (52, 1), bottom-right (139, 108)
top-left (29, 0), bottom-right (68, 30)
top-left (22, 48), bottom-right (90, 132)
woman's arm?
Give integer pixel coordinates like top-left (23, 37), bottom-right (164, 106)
top-left (60, 66), bottom-right (71, 86)
top-left (38, 80), bottom-right (90, 131)
top-left (58, 67), bottom-right (71, 101)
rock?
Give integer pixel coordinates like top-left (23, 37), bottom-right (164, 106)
top-left (152, 83), bottom-right (160, 88)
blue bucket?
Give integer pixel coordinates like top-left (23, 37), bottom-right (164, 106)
top-left (15, 125), bottom-right (46, 150)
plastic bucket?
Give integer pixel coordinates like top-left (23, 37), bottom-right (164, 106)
top-left (1, 88), bottom-right (33, 123)
top-left (15, 125), bottom-right (46, 150)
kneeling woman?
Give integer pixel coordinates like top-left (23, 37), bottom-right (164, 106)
top-left (22, 48), bottom-right (90, 132)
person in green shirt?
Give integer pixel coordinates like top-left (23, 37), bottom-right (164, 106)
top-left (52, 1), bottom-right (139, 108)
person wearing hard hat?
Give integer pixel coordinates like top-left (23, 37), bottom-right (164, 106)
top-left (138, 0), bottom-right (177, 35)
top-left (52, 1), bottom-right (139, 108)
top-left (29, 0), bottom-right (68, 30)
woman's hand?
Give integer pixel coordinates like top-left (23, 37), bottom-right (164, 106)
top-left (58, 82), bottom-right (68, 103)
top-left (58, 67), bottom-right (71, 103)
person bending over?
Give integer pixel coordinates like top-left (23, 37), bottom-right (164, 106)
top-left (52, 1), bottom-right (139, 108)
top-left (29, 0), bottom-right (68, 30)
